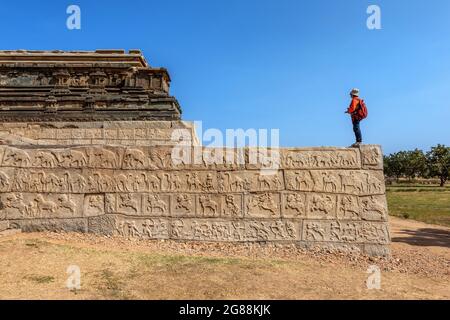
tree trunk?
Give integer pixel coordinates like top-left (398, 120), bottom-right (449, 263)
top-left (440, 176), bottom-right (446, 187)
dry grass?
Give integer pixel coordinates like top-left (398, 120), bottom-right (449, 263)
top-left (0, 217), bottom-right (449, 300)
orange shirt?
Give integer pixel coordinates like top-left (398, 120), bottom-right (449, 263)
top-left (347, 97), bottom-right (361, 121)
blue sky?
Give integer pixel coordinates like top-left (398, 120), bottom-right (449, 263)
top-left (0, 0), bottom-right (449, 154)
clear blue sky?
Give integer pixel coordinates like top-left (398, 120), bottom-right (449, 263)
top-left (0, 0), bottom-right (449, 154)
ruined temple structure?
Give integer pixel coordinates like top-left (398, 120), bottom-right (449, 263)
top-left (0, 50), bottom-right (390, 256)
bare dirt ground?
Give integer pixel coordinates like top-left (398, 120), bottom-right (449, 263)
top-left (0, 216), bottom-right (448, 300)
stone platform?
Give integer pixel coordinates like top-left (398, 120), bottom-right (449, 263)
top-left (0, 50), bottom-right (390, 256)
top-left (0, 142), bottom-right (390, 256)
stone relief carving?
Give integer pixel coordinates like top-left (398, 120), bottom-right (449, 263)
top-left (282, 193), bottom-right (307, 218)
top-left (285, 170), bottom-right (384, 195)
top-left (304, 221), bottom-right (389, 244)
top-left (283, 150), bottom-right (360, 169)
top-left (308, 194), bottom-right (337, 219)
top-left (0, 193), bottom-right (82, 219)
top-left (0, 144), bottom-right (389, 253)
top-left (107, 217), bottom-right (299, 242)
top-left (246, 193), bottom-right (280, 218)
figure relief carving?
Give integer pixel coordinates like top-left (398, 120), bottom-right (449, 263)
top-left (118, 194), bottom-right (139, 213)
top-left (338, 196), bottom-right (360, 219)
top-left (362, 146), bottom-right (381, 166)
top-left (116, 220), bottom-right (141, 238)
top-left (85, 195), bottom-right (105, 216)
top-left (284, 193), bottom-right (306, 217)
top-left (362, 172), bottom-right (383, 194)
top-left (361, 196), bottom-right (387, 220)
top-left (246, 193), bottom-right (279, 217)
top-left (284, 150), bottom-right (358, 168)
top-left (145, 173), bottom-right (162, 191)
top-left (174, 194), bottom-right (194, 214)
top-left (161, 173), bottom-right (181, 191)
top-left (305, 222), bottom-right (326, 241)
top-left (1, 194), bottom-right (29, 217)
top-left (29, 195), bottom-right (57, 217)
top-left (115, 173), bottom-right (132, 192)
top-left (0, 171), bottom-right (11, 191)
top-left (145, 194), bottom-right (168, 214)
top-left (286, 171), bottom-right (315, 191)
top-left (222, 195), bottom-right (241, 217)
top-left (198, 195), bottom-right (219, 216)
top-left (304, 221), bottom-right (389, 244)
top-left (308, 194), bottom-right (336, 218)
top-left (339, 172), bottom-right (364, 194)
top-left (186, 173), bottom-right (202, 191)
top-left (321, 172), bottom-right (340, 193)
top-left (57, 195), bottom-right (76, 214)
top-left (170, 219), bottom-right (185, 238)
top-left (222, 172), bottom-right (251, 192)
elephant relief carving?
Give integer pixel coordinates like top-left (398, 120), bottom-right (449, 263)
top-left (57, 149), bottom-right (88, 167)
top-left (33, 151), bottom-right (58, 167)
top-left (89, 148), bottom-right (118, 168)
top-left (123, 149), bottom-right (147, 168)
top-left (3, 148), bottom-right (30, 167)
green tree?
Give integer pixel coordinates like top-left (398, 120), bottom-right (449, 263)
top-left (426, 144), bottom-right (450, 187)
top-left (404, 149), bottom-right (427, 180)
top-left (384, 151), bottom-right (408, 181)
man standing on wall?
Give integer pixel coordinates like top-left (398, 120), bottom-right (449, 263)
top-left (345, 88), bottom-right (368, 147)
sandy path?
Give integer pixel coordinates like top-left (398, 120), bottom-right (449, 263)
top-left (0, 216), bottom-right (448, 300)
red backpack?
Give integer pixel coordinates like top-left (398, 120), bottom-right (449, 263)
top-left (357, 99), bottom-right (368, 120)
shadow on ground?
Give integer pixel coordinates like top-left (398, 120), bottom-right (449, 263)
top-left (392, 228), bottom-right (450, 248)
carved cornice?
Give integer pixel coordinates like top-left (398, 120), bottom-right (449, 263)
top-left (0, 50), bottom-right (181, 121)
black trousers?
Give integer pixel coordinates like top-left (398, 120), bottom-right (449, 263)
top-left (352, 120), bottom-right (362, 143)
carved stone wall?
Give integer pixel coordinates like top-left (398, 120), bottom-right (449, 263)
top-left (0, 143), bottom-right (390, 256)
top-left (0, 121), bottom-right (199, 146)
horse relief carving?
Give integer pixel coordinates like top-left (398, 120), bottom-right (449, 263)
top-left (283, 193), bottom-right (306, 217)
top-left (246, 193), bottom-right (279, 217)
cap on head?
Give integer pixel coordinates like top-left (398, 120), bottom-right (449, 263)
top-left (350, 88), bottom-right (360, 97)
